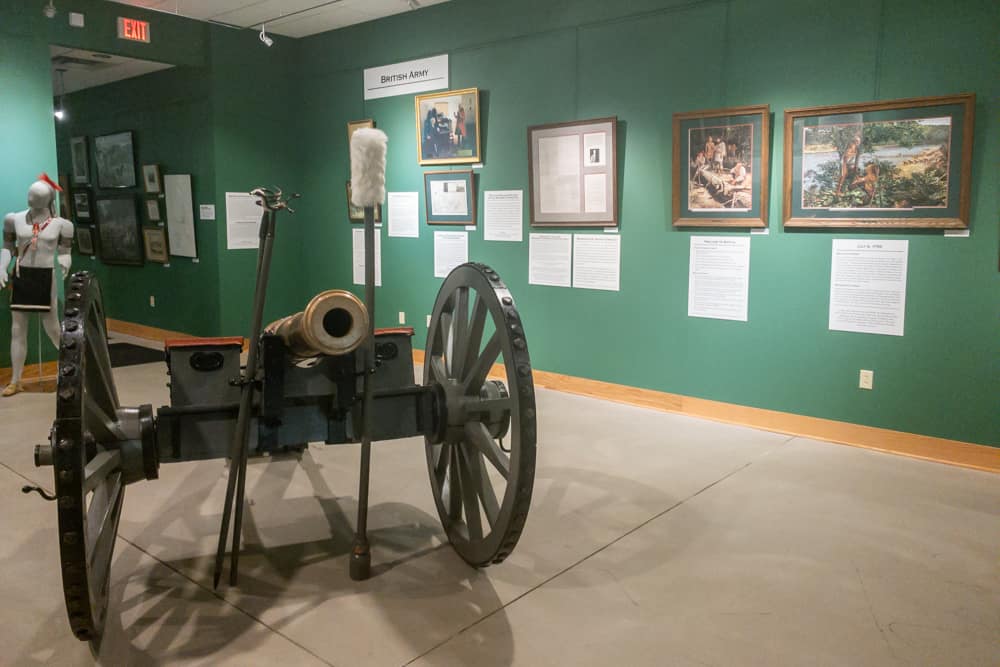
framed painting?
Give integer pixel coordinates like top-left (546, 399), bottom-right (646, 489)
top-left (415, 88), bottom-right (481, 165)
top-left (72, 189), bottom-right (93, 221)
top-left (424, 169), bottom-right (475, 225)
top-left (527, 116), bottom-right (618, 227)
top-left (672, 105), bottom-right (770, 227)
top-left (94, 131), bottom-right (137, 189)
top-left (145, 198), bottom-right (161, 222)
top-left (784, 93), bottom-right (974, 228)
top-left (347, 119), bottom-right (375, 146)
top-left (76, 226), bottom-right (95, 255)
top-left (346, 181), bottom-right (382, 223)
top-left (94, 195), bottom-right (143, 265)
top-left (142, 164), bottom-right (162, 194)
top-left (143, 227), bottom-right (169, 264)
top-left (58, 173), bottom-right (71, 218)
top-left (70, 136), bottom-right (89, 185)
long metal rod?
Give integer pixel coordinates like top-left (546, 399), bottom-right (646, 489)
top-left (213, 207), bottom-right (277, 588)
top-left (353, 204), bottom-right (377, 562)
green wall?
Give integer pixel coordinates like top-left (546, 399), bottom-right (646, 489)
top-left (1, 0), bottom-right (996, 447)
top-left (294, 0), bottom-right (1000, 446)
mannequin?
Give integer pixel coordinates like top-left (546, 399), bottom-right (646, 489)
top-left (1, 174), bottom-right (73, 396)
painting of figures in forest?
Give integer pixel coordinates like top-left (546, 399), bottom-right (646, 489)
top-left (784, 94), bottom-right (974, 228)
top-left (672, 105), bottom-right (769, 227)
top-left (801, 117), bottom-right (952, 210)
top-left (687, 124), bottom-right (754, 211)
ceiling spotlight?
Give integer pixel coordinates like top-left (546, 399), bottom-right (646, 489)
top-left (54, 108), bottom-right (65, 120)
top-left (44, 1), bottom-right (56, 19)
top-left (259, 24), bottom-right (274, 47)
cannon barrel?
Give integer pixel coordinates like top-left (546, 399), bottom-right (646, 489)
top-left (266, 289), bottom-right (369, 358)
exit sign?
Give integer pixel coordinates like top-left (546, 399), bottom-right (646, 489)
top-left (117, 17), bottom-right (150, 43)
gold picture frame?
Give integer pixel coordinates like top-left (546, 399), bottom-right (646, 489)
top-left (347, 119), bottom-right (375, 146)
top-left (783, 93), bottom-right (975, 228)
top-left (415, 87), bottom-right (481, 165)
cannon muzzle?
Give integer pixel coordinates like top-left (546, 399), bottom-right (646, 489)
top-left (267, 290), bottom-right (369, 358)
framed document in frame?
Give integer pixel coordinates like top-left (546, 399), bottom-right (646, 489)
top-left (528, 117), bottom-right (618, 227)
top-left (423, 169), bottom-right (475, 225)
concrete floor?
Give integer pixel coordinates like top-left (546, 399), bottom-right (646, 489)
top-left (0, 349), bottom-right (997, 666)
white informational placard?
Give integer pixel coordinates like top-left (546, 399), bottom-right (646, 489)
top-left (528, 233), bottom-right (572, 287)
top-left (388, 192), bottom-right (419, 238)
top-left (164, 174), bottom-right (197, 258)
top-left (364, 53), bottom-right (448, 100)
top-left (573, 234), bottom-right (620, 291)
top-left (434, 231), bottom-right (468, 278)
top-left (352, 227), bottom-right (382, 287)
top-left (225, 192), bottom-right (262, 250)
top-left (687, 236), bottom-right (750, 322)
top-left (829, 239), bottom-right (908, 336)
top-left (484, 190), bottom-right (523, 242)
top-left (198, 204), bottom-right (215, 221)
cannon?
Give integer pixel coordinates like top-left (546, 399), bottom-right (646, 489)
top-left (27, 131), bottom-right (537, 644)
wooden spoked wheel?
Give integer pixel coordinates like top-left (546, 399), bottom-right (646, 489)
top-left (52, 272), bottom-right (155, 643)
top-left (424, 263), bottom-right (537, 566)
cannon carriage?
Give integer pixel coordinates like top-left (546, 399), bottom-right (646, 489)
top-left (29, 159), bottom-right (537, 644)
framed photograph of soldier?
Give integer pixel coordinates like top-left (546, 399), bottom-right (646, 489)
top-left (672, 105), bottom-right (770, 228)
top-left (783, 93), bottom-right (974, 228)
top-left (145, 198), bottom-right (162, 222)
top-left (142, 164), bottom-right (162, 194)
top-left (94, 131), bottom-right (137, 189)
top-left (75, 226), bottom-right (95, 255)
top-left (58, 174), bottom-right (72, 218)
top-left (72, 189), bottom-right (93, 221)
top-left (70, 136), bottom-right (90, 185)
top-left (94, 194), bottom-right (143, 265)
top-left (346, 181), bottom-right (382, 223)
top-left (143, 227), bottom-right (169, 264)
top-left (424, 169), bottom-right (475, 225)
top-left (527, 116), bottom-right (618, 227)
top-left (415, 88), bottom-right (481, 165)
top-left (347, 119), bottom-right (375, 146)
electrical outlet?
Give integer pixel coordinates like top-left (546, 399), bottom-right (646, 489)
top-left (426, 314), bottom-right (431, 327)
top-left (149, 295), bottom-right (155, 307)
top-left (398, 311), bottom-right (406, 324)
top-left (859, 369), bottom-right (873, 390)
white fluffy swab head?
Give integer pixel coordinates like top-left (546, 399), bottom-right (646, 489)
top-left (350, 128), bottom-right (388, 208)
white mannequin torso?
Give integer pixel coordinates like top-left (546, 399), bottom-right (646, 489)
top-left (10, 209), bottom-right (72, 270)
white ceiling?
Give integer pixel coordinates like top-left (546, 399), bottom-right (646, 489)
top-left (51, 45), bottom-right (174, 95)
top-left (108, 0), bottom-right (451, 38)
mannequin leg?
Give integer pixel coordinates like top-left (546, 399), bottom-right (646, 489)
top-left (4, 311), bottom-right (29, 395)
top-left (41, 309), bottom-right (61, 349)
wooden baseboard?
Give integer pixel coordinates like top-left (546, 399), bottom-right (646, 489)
top-left (6, 317), bottom-right (991, 473)
top-left (107, 318), bottom-right (189, 344)
top-left (0, 361), bottom-right (58, 388)
top-left (412, 350), bottom-right (999, 474)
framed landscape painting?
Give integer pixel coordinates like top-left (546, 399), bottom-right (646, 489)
top-left (94, 131), bottom-right (137, 189)
top-left (94, 195), bottom-right (143, 265)
top-left (784, 93), bottom-right (974, 228)
top-left (70, 136), bottom-right (89, 185)
top-left (672, 105), bottom-right (770, 227)
top-left (415, 88), bottom-right (481, 165)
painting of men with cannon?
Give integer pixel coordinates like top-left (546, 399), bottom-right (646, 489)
top-left (687, 123), bottom-right (754, 211)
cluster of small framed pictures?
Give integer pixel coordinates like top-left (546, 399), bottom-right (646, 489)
top-left (67, 130), bottom-right (175, 264)
top-left (672, 93), bottom-right (974, 229)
